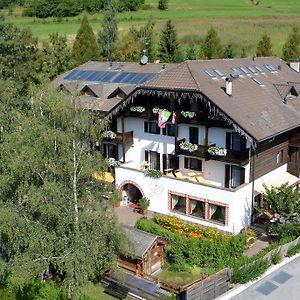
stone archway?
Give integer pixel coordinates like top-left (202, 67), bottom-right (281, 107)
top-left (119, 180), bottom-right (144, 206)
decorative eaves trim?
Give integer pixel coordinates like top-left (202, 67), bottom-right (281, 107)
top-left (106, 87), bottom-right (256, 148)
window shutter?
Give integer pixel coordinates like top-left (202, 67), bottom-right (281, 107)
top-left (226, 132), bottom-right (231, 149)
top-left (162, 127), bottom-right (167, 135)
top-left (144, 150), bottom-right (149, 163)
top-left (184, 157), bottom-right (189, 169)
top-left (174, 156), bottom-right (179, 170)
top-left (198, 159), bottom-right (202, 171)
top-left (225, 165), bottom-right (230, 188)
top-left (241, 136), bottom-right (247, 151)
top-left (240, 167), bottom-right (245, 185)
top-left (144, 121), bottom-right (148, 133)
top-left (156, 152), bottom-right (161, 171)
top-left (162, 154), bottom-right (167, 171)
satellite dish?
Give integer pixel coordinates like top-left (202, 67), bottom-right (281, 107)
top-left (140, 55), bottom-right (148, 65)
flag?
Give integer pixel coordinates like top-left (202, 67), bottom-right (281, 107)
top-left (158, 109), bottom-right (171, 128)
top-left (172, 111), bottom-right (176, 124)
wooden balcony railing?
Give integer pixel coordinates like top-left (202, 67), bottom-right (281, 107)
top-left (176, 138), bottom-right (250, 164)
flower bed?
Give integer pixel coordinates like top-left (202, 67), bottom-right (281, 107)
top-left (130, 106), bottom-right (145, 113)
top-left (181, 111), bottom-right (196, 118)
top-left (208, 146), bottom-right (227, 156)
top-left (103, 130), bottom-right (116, 139)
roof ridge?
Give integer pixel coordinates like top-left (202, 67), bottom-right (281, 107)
top-left (186, 60), bottom-right (201, 91)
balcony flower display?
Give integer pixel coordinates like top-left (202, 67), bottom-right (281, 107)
top-left (179, 142), bottom-right (198, 153)
top-left (181, 111), bottom-right (196, 118)
top-left (106, 157), bottom-right (121, 167)
top-left (208, 146), bottom-right (227, 156)
top-left (152, 107), bottom-right (160, 114)
top-left (144, 169), bottom-right (163, 178)
top-left (130, 106), bottom-right (145, 113)
top-left (103, 130), bottom-right (116, 139)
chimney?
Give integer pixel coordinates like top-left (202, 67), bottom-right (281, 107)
top-left (290, 60), bottom-right (300, 73)
top-left (225, 78), bottom-right (232, 96)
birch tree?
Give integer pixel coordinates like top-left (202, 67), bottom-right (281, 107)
top-left (0, 84), bottom-right (125, 299)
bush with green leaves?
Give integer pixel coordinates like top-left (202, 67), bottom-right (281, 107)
top-left (135, 218), bottom-right (246, 271)
top-left (268, 222), bottom-right (300, 240)
top-left (231, 259), bottom-right (270, 284)
top-left (271, 250), bottom-right (282, 265)
top-left (286, 243), bottom-right (300, 257)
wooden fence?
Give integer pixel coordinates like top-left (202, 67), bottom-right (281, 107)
top-left (184, 268), bottom-right (231, 300)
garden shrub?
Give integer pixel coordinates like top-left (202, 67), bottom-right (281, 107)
top-left (286, 243), bottom-right (300, 257)
top-left (268, 223), bottom-right (300, 240)
top-left (271, 250), bottom-right (282, 265)
top-left (231, 259), bottom-right (270, 284)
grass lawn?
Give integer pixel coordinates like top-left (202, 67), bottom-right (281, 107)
top-left (2, 0), bottom-right (300, 55)
top-left (156, 267), bottom-right (207, 286)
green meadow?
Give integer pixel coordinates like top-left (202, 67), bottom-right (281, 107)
top-left (2, 0), bottom-right (300, 56)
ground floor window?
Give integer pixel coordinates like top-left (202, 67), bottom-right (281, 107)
top-left (171, 194), bottom-right (186, 214)
top-left (169, 191), bottom-right (228, 226)
top-left (209, 204), bottom-right (225, 224)
top-left (189, 198), bottom-right (205, 219)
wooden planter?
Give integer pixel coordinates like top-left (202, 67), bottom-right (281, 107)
top-left (114, 200), bottom-right (121, 208)
top-left (141, 208), bottom-right (148, 216)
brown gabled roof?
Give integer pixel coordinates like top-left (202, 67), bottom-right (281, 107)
top-left (143, 57), bottom-right (300, 142)
top-left (145, 62), bottom-right (199, 91)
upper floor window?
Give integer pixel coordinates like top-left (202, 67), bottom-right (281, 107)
top-left (226, 132), bottom-right (246, 151)
top-left (190, 101), bottom-right (198, 112)
top-left (184, 157), bottom-right (202, 171)
top-left (145, 150), bottom-right (160, 171)
top-left (225, 165), bottom-right (245, 188)
top-left (163, 123), bottom-right (175, 137)
top-left (102, 143), bottom-right (117, 159)
top-left (144, 121), bottom-right (160, 135)
top-left (276, 150), bottom-right (284, 164)
top-left (189, 127), bottom-right (199, 145)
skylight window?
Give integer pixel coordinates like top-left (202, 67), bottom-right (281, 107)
top-left (247, 66), bottom-right (257, 74)
top-left (252, 77), bottom-right (264, 86)
top-left (214, 69), bottom-right (225, 77)
top-left (240, 66), bottom-right (250, 74)
top-left (265, 64), bottom-right (278, 73)
top-left (254, 65), bottom-right (264, 73)
top-left (205, 70), bottom-right (217, 78)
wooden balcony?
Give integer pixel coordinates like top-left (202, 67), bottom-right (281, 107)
top-left (102, 131), bottom-right (133, 145)
top-left (176, 139), bottom-right (250, 165)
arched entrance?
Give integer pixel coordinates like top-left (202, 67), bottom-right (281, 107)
top-left (119, 180), bottom-right (144, 207)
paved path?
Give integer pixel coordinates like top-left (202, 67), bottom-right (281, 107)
top-left (115, 206), bottom-right (154, 227)
top-left (230, 255), bottom-right (300, 300)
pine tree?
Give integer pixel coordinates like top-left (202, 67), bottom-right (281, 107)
top-left (130, 18), bottom-right (156, 62)
top-left (224, 44), bottom-right (235, 58)
top-left (72, 15), bottom-right (99, 65)
top-left (159, 20), bottom-right (182, 63)
top-left (282, 26), bottom-right (300, 62)
top-left (186, 43), bottom-right (198, 60)
top-left (202, 27), bottom-right (223, 59)
top-left (256, 33), bottom-right (272, 57)
top-left (98, 0), bottom-right (118, 61)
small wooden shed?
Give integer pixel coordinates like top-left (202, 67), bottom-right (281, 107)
top-left (118, 227), bottom-right (168, 276)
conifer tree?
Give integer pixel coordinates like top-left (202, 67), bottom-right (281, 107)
top-left (159, 20), bottom-right (182, 63)
top-left (98, 0), bottom-right (118, 61)
top-left (202, 27), bottom-right (223, 59)
top-left (72, 15), bottom-right (99, 65)
top-left (256, 33), bottom-right (272, 57)
top-left (224, 44), bottom-right (235, 58)
top-left (282, 26), bottom-right (300, 62)
top-left (130, 18), bottom-right (156, 62)
top-left (186, 43), bottom-right (198, 60)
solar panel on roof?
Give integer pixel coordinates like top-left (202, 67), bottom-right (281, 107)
top-left (254, 65), bottom-right (264, 73)
top-left (240, 66), bottom-right (250, 74)
top-left (101, 71), bottom-right (116, 82)
top-left (205, 70), bottom-right (216, 78)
